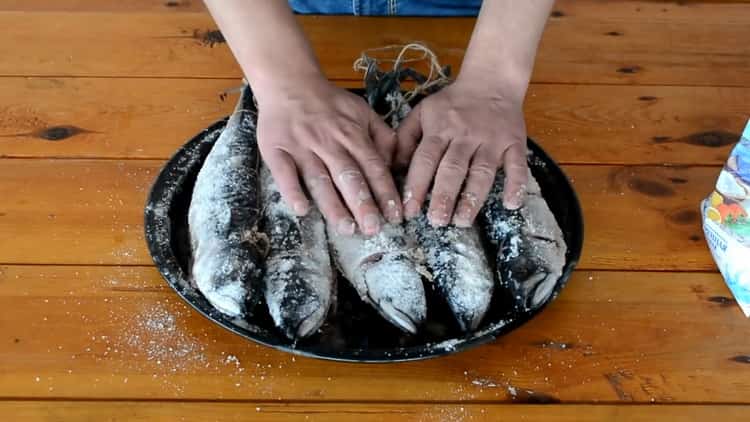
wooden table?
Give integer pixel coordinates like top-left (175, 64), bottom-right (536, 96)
top-left (1, 0), bottom-right (748, 420)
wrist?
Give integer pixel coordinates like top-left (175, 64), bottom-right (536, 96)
top-left (454, 62), bottom-right (530, 104)
top-left (250, 68), bottom-right (329, 105)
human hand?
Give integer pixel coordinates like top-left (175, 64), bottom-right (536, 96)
top-left (395, 79), bottom-right (528, 227)
top-left (256, 77), bottom-right (401, 236)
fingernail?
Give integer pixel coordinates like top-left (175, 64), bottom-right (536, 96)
top-left (404, 201), bottom-right (421, 219)
top-left (503, 195), bottom-right (523, 210)
top-left (363, 213), bottom-right (381, 234)
top-left (386, 199), bottom-right (403, 224)
top-left (403, 190), bottom-right (419, 218)
top-left (453, 217), bottom-right (471, 227)
top-left (504, 187), bottom-right (525, 210)
top-left (402, 190), bottom-right (413, 206)
top-left (336, 218), bottom-right (356, 236)
top-left (452, 203), bottom-right (473, 227)
top-left (293, 201), bottom-right (310, 216)
top-left (428, 210), bottom-right (449, 227)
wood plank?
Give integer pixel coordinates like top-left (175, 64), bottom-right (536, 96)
top-left (1, 401), bottom-right (748, 422)
top-left (557, 0), bottom-right (750, 23)
top-left (3, 0), bottom-right (749, 15)
top-left (0, 0), bottom-right (204, 12)
top-left (0, 266), bottom-right (746, 402)
top-left (0, 159), bottom-right (715, 270)
top-left (0, 10), bottom-right (747, 86)
top-left (0, 77), bottom-right (745, 165)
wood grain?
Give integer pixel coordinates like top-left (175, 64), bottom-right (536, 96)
top-left (0, 10), bottom-right (747, 86)
top-left (0, 77), bottom-right (745, 164)
top-left (0, 0), bottom-right (205, 12)
top-left (3, 0), bottom-right (749, 17)
top-left (0, 266), bottom-right (745, 402)
top-left (0, 159), bottom-right (716, 270)
top-left (1, 401), bottom-right (748, 421)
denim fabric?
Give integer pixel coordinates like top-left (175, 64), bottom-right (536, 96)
top-left (288, 0), bottom-right (482, 16)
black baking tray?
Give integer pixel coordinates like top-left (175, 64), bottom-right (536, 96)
top-left (144, 88), bottom-right (584, 363)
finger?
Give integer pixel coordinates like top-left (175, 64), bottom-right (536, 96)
top-left (428, 140), bottom-right (476, 227)
top-left (346, 137), bottom-right (403, 224)
top-left (402, 135), bottom-right (450, 220)
top-left (501, 143), bottom-right (529, 209)
top-left (368, 109), bottom-right (397, 167)
top-left (299, 155), bottom-right (356, 236)
top-left (317, 146), bottom-right (383, 236)
top-left (262, 149), bottom-right (310, 216)
top-left (394, 102), bottom-right (423, 169)
top-left (452, 146), bottom-right (498, 227)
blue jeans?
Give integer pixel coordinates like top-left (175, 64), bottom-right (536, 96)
top-left (288, 0), bottom-right (482, 16)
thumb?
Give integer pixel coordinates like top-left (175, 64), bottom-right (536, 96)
top-left (501, 143), bottom-right (529, 209)
top-left (368, 109), bottom-right (397, 167)
top-left (394, 102), bottom-right (423, 170)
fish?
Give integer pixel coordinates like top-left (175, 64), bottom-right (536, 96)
top-left (187, 83), bottom-right (264, 318)
top-left (260, 163), bottom-right (335, 340)
top-left (406, 201), bottom-right (494, 331)
top-left (327, 222), bottom-right (427, 334)
top-left (480, 169), bottom-right (567, 312)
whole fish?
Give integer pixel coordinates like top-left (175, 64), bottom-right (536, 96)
top-left (260, 164), bottom-right (335, 340)
top-left (387, 85), bottom-right (494, 332)
top-left (481, 170), bottom-right (567, 312)
top-left (406, 202), bottom-right (494, 331)
top-left (327, 222), bottom-right (427, 334)
top-left (188, 83), bottom-right (263, 318)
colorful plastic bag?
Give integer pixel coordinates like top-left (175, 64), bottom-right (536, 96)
top-left (701, 120), bottom-right (750, 316)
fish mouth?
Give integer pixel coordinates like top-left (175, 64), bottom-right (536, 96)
top-left (378, 301), bottom-right (419, 334)
top-left (202, 286), bottom-right (245, 318)
top-left (287, 302), bottom-right (328, 339)
top-left (503, 266), bottom-right (554, 312)
top-left (455, 309), bottom-right (484, 332)
top-left (528, 272), bottom-right (556, 308)
top-left (359, 254), bottom-right (425, 334)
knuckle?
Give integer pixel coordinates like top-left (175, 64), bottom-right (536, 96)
top-left (439, 157), bottom-right (467, 174)
top-left (421, 135), bottom-right (445, 148)
top-left (413, 144), bottom-right (442, 167)
top-left (336, 168), bottom-right (367, 192)
top-left (366, 161), bottom-right (390, 180)
top-left (305, 173), bottom-right (332, 193)
top-left (469, 163), bottom-right (496, 180)
top-left (505, 160), bottom-right (528, 175)
top-left (432, 190), bottom-right (459, 203)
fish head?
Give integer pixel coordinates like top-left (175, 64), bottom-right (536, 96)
top-left (499, 236), bottom-right (558, 313)
top-left (360, 253), bottom-right (427, 334)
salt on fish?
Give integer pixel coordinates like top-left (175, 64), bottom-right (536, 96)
top-left (481, 170), bottom-right (567, 312)
top-left (406, 202), bottom-right (494, 331)
top-left (327, 222), bottom-right (427, 334)
top-left (391, 98), bottom-right (494, 332)
top-left (260, 164), bottom-right (335, 340)
top-left (187, 83), bottom-right (263, 317)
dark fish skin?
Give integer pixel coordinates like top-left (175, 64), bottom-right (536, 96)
top-left (480, 171), bottom-right (567, 313)
top-left (188, 84), bottom-right (264, 318)
top-left (389, 98), bottom-right (493, 332)
top-left (406, 200), bottom-right (494, 332)
top-left (260, 164), bottom-right (335, 340)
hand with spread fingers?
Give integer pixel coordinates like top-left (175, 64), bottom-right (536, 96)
top-left (257, 78), bottom-right (401, 236)
top-left (396, 80), bottom-right (528, 228)
top-left (389, 0), bottom-right (554, 227)
top-left (204, 0), bottom-right (401, 236)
